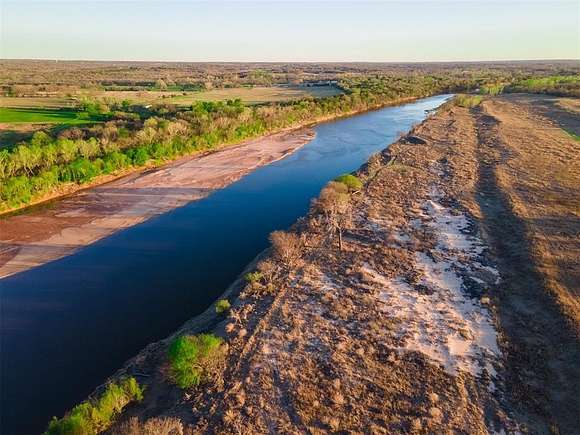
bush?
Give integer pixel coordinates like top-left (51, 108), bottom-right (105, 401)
top-left (454, 94), bottom-right (483, 108)
top-left (118, 416), bottom-right (184, 435)
top-left (334, 173), bottom-right (363, 191)
top-left (269, 230), bottom-right (303, 267)
top-left (168, 333), bottom-right (224, 388)
top-left (0, 176), bottom-right (32, 206)
top-left (44, 377), bottom-right (143, 435)
top-left (215, 299), bottom-right (231, 315)
top-left (244, 271), bottom-right (263, 283)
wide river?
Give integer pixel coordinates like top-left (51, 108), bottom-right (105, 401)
top-left (0, 94), bottom-right (450, 434)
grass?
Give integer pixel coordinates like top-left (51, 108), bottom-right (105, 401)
top-left (0, 107), bottom-right (98, 125)
top-left (0, 97), bottom-right (76, 109)
top-left (168, 333), bottom-right (225, 388)
top-left (166, 85), bottom-right (343, 105)
top-left (44, 377), bottom-right (143, 435)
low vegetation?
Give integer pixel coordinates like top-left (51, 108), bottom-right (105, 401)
top-left (118, 416), bottom-right (185, 435)
top-left (334, 173), bottom-right (363, 191)
top-left (44, 378), bottom-right (143, 435)
top-left (168, 333), bottom-right (225, 389)
top-left (506, 75), bottom-right (580, 97)
top-left (454, 94), bottom-right (483, 108)
top-left (215, 299), bottom-right (231, 315)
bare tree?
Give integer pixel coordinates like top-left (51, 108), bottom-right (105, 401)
top-left (269, 231), bottom-right (303, 268)
top-left (315, 181), bottom-right (351, 251)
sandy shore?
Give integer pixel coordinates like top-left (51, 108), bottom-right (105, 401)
top-left (0, 128), bottom-right (314, 278)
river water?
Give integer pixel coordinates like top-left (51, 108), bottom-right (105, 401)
top-left (0, 94), bottom-right (450, 434)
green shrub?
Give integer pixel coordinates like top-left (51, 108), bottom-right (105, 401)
top-left (454, 94), bottom-right (483, 108)
top-left (215, 299), bottom-right (231, 315)
top-left (44, 377), bottom-right (143, 435)
top-left (334, 173), bottom-right (363, 191)
top-left (244, 271), bottom-right (263, 283)
top-left (0, 176), bottom-right (32, 206)
top-left (168, 334), bottom-right (224, 389)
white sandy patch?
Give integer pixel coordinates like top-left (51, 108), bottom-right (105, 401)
top-left (366, 187), bottom-right (501, 378)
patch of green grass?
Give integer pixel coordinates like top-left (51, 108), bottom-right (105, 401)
top-left (564, 129), bottom-right (580, 141)
top-left (334, 173), bottom-right (363, 191)
top-left (0, 107), bottom-right (99, 125)
top-left (215, 299), bottom-right (231, 315)
top-left (168, 333), bottom-right (224, 389)
top-left (44, 377), bottom-right (143, 435)
top-left (454, 94), bottom-right (483, 108)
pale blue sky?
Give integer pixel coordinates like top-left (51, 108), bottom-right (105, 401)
top-left (1, 0), bottom-right (578, 62)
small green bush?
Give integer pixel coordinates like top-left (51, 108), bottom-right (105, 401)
top-left (168, 333), bottom-right (224, 388)
top-left (215, 299), bottom-right (231, 315)
top-left (454, 94), bottom-right (483, 108)
top-left (334, 173), bottom-right (363, 191)
top-left (44, 377), bottom-right (143, 435)
top-left (244, 271), bottom-right (263, 283)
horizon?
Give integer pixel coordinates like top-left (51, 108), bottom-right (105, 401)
top-left (2, 58), bottom-right (579, 64)
top-left (2, 0), bottom-right (578, 62)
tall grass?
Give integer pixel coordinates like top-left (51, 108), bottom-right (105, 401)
top-left (45, 377), bottom-right (143, 435)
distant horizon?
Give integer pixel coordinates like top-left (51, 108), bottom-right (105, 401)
top-left (2, 58), bottom-right (579, 64)
top-left (2, 1), bottom-right (578, 62)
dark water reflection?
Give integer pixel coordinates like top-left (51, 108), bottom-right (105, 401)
top-left (0, 95), bottom-right (450, 434)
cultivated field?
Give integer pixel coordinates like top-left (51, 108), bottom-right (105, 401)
top-left (0, 107), bottom-right (94, 124)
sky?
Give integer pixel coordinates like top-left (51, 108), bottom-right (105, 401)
top-left (1, 0), bottom-right (578, 62)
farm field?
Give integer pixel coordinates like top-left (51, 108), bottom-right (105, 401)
top-left (164, 85), bottom-right (343, 104)
top-left (1, 86), bottom-right (343, 109)
top-left (0, 97), bottom-right (77, 109)
top-left (0, 107), bottom-right (94, 124)
top-left (75, 85), bottom-right (343, 105)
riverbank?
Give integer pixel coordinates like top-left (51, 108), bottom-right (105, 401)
top-left (0, 96), bottom-right (425, 279)
top-left (90, 94), bottom-right (577, 434)
top-left (0, 128), bottom-right (314, 278)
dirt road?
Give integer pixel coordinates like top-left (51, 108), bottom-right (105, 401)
top-left (0, 129), bottom-right (314, 278)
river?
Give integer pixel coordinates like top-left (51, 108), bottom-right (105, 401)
top-left (0, 94), bottom-right (450, 434)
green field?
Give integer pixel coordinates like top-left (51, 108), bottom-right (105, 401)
top-left (0, 107), bottom-right (95, 124)
top-left (166, 85), bottom-right (343, 105)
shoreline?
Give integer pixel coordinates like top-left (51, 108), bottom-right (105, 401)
top-left (0, 95), bottom-right (420, 218)
top-left (0, 128), bottom-right (314, 278)
top-left (0, 95), bottom-right (423, 279)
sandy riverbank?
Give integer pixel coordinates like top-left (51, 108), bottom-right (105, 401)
top-left (0, 128), bottom-right (314, 278)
